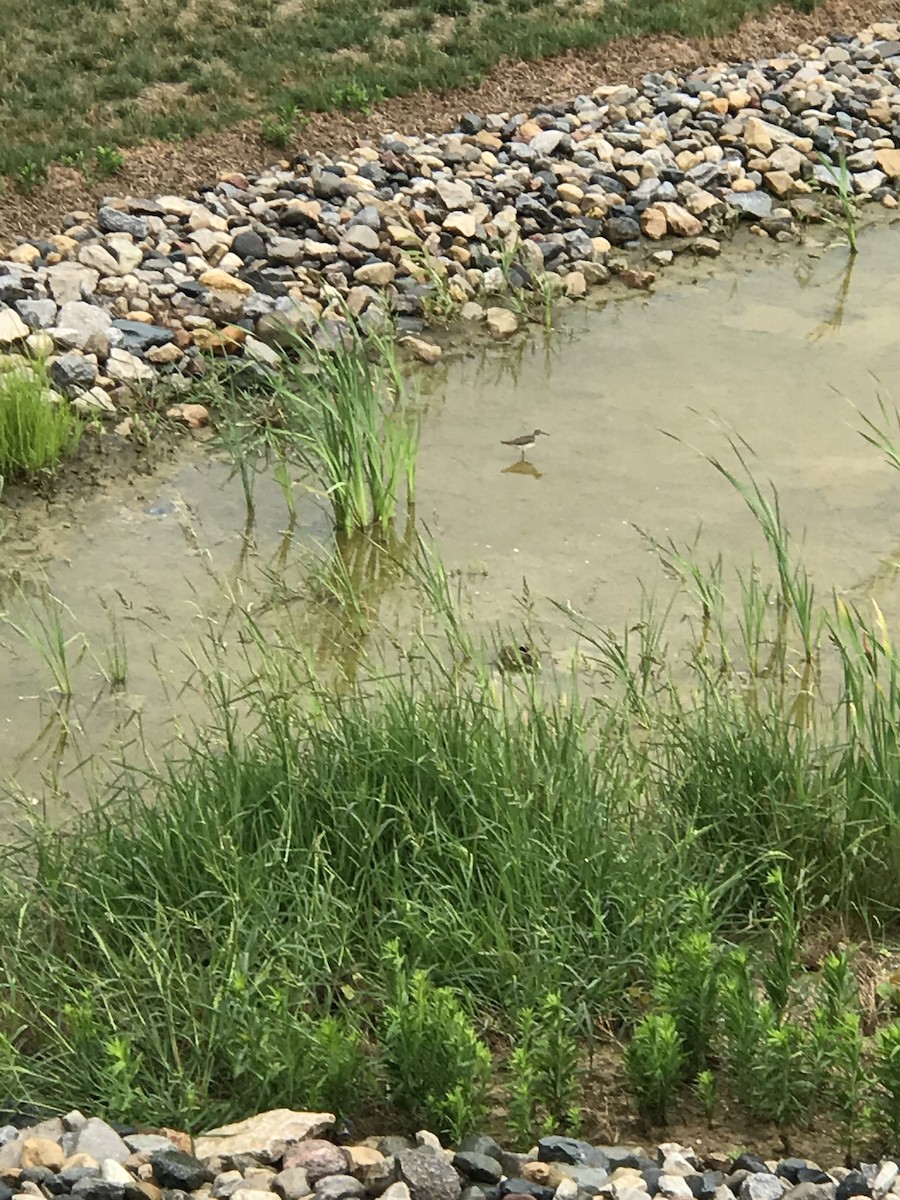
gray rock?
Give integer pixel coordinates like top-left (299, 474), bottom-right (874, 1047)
top-left (557, 1167), bottom-right (609, 1195)
top-left (49, 352), bottom-right (98, 395)
top-left (349, 206), bottom-right (382, 230)
top-left (55, 300), bottom-right (112, 351)
top-left (98, 207), bottom-right (149, 239)
top-left (740, 1177), bottom-right (785, 1200)
top-left (273, 1169), bottom-right (311, 1200)
top-left (537, 1139), bottom-right (608, 1169)
top-left (397, 1151), bottom-right (461, 1200)
top-left (314, 1177), bottom-right (366, 1200)
top-left (605, 214), bottom-right (641, 245)
top-left (45, 263), bottom-right (99, 303)
top-left (71, 1179), bottom-right (127, 1200)
top-left (111, 319), bottom-right (175, 352)
top-left (15, 298), bottom-right (58, 329)
top-left (723, 190), bottom-right (774, 219)
top-left (125, 1135), bottom-right (177, 1154)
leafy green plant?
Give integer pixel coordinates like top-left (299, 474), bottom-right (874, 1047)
top-left (761, 865), bottom-right (801, 1020)
top-left (695, 1069), bottom-right (716, 1125)
top-left (330, 81), bottom-right (385, 114)
top-left (751, 1017), bottom-right (812, 1126)
top-left (652, 886), bottom-right (723, 1074)
top-left (875, 1021), bottom-right (900, 1147)
top-left (93, 144), bottom-right (125, 176)
top-left (0, 362), bottom-right (82, 480)
top-left (381, 939), bottom-right (490, 1141)
top-left (625, 1013), bottom-right (685, 1124)
top-left (14, 158), bottom-right (48, 192)
top-left (507, 992), bottom-right (581, 1140)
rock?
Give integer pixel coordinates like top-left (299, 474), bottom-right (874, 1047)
top-left (835, 1175), bottom-right (870, 1200)
top-left (198, 269), bottom-right (254, 295)
top-left (443, 213), bottom-right (477, 238)
top-left (660, 1178), bottom-right (693, 1200)
top-left (381, 1187), bottom-right (411, 1200)
top-left (45, 263), bottom-right (99, 304)
top-left (557, 1168), bottom-right (609, 1194)
top-left (273, 1169), bottom-right (311, 1200)
top-left (693, 236), bottom-right (721, 257)
top-left (485, 307), bottom-right (518, 338)
top-left (451, 1156), bottom-right (502, 1186)
top-left (281, 1142), bottom-right (348, 1183)
top-left (768, 145), bottom-right (806, 174)
top-left (69, 1121), bottom-right (131, 1167)
top-left (314, 1178), bottom-right (365, 1200)
top-left (105, 348), bottom-right (154, 383)
top-left (21, 1140), bottom-right (64, 1171)
top-left (150, 1151), bottom-right (209, 1191)
top-left (723, 191), bottom-right (773, 219)
top-left (342, 226), bottom-right (380, 252)
top-left (876, 148), bottom-right (900, 178)
top-left (100, 1161), bottom-right (135, 1186)
top-left (740, 1178), bottom-right (785, 1200)
top-left (166, 403), bottom-right (209, 428)
top-left (657, 203), bottom-right (703, 237)
top-left (344, 1148), bottom-right (384, 1173)
top-left (435, 179), bottom-right (475, 209)
top-left (15, 299), bottom-right (58, 329)
top-left (743, 116), bottom-right (776, 154)
top-left (397, 1151), bottom-right (460, 1200)
top-left (764, 170), bottom-right (798, 199)
top-left (111, 320), bottom-right (174, 353)
top-left (243, 335), bottom-right (281, 367)
top-left (605, 214), bottom-right (641, 245)
top-left (56, 301), bottom-right (112, 352)
top-left (232, 231), bottom-right (267, 261)
top-left (0, 308), bottom-right (29, 344)
top-left (144, 343), bottom-right (184, 365)
top-left (641, 206), bottom-right (668, 239)
top-left (8, 243), bottom-right (41, 265)
top-left (873, 1164), bottom-right (897, 1198)
top-left (400, 335), bottom-right (441, 363)
top-left (77, 244), bottom-right (122, 276)
top-left (354, 262), bottom-right (396, 286)
top-left (98, 207), bottom-right (148, 239)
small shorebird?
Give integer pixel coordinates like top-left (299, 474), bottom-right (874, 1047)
top-left (501, 428), bottom-right (549, 459)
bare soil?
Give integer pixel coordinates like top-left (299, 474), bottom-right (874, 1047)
top-left (3, 0), bottom-right (900, 251)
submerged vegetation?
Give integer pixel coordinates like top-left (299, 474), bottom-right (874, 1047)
top-left (5, 409), bottom-right (900, 1149)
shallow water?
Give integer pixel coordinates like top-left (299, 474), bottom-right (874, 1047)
top-left (4, 219), bottom-right (900, 824)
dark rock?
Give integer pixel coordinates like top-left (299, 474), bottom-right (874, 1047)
top-left (643, 1168), bottom-right (663, 1196)
top-left (458, 1137), bottom-right (503, 1162)
top-left (835, 1174), bottom-right (870, 1200)
top-left (97, 207), bottom-right (149, 239)
top-left (538, 1139), bottom-right (605, 1168)
top-left (688, 1174), bottom-right (723, 1200)
top-left (796, 1172), bottom-right (832, 1187)
top-left (61, 1168), bottom-right (101, 1187)
top-left (732, 1156), bottom-right (771, 1175)
top-left (231, 231), bottom-right (267, 261)
top-left (460, 113), bottom-right (486, 134)
top-left (398, 1150), bottom-right (461, 1200)
top-left (499, 1183), bottom-right (553, 1200)
top-left (461, 1189), bottom-right (487, 1200)
top-left (150, 1151), bottom-right (210, 1192)
top-left (452, 1155), bottom-right (503, 1185)
top-left (71, 1181), bottom-right (126, 1200)
top-left (605, 214), bottom-right (641, 245)
top-left (777, 1162), bottom-right (812, 1186)
top-left (599, 1149), bottom-right (650, 1171)
top-left (111, 320), bottom-right (175, 353)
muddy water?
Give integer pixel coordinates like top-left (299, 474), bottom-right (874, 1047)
top-left (4, 219), bottom-right (900, 822)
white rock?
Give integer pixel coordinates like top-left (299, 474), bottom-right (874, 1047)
top-left (105, 348), bottom-right (154, 384)
top-left (0, 308), bottom-right (29, 344)
top-left (435, 178), bottom-right (475, 210)
top-left (195, 1111), bottom-right (334, 1162)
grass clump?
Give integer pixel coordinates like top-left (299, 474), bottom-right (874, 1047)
top-left (0, 361), bottom-right (82, 482)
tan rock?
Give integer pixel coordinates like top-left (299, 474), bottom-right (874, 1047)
top-left (485, 307), bottom-right (518, 338)
top-left (198, 269), bottom-right (253, 294)
top-left (730, 176), bottom-right (758, 193)
top-left (764, 169), bottom-right (798, 198)
top-left (557, 183), bottom-right (584, 204)
top-left (192, 326), bottom-right (246, 355)
top-left (21, 1140), bottom-right (64, 1172)
top-left (400, 335), bottom-right (442, 364)
top-left (743, 116), bottom-right (776, 155)
top-left (657, 202), bottom-right (703, 237)
top-left (728, 89), bottom-right (753, 110)
top-left (167, 403), bottom-right (209, 429)
top-left (354, 262), bottom-right (396, 286)
top-left (145, 343), bottom-right (184, 365)
top-left (0, 309), bottom-right (29, 344)
top-left (9, 243), bottom-right (41, 265)
top-left (876, 148), bottom-right (900, 178)
top-left (63, 1155), bottom-right (99, 1170)
top-left (443, 212), bottom-right (476, 238)
top-left (768, 144), bottom-right (806, 174)
top-left (344, 1147), bottom-right (384, 1172)
top-left (561, 269), bottom-right (585, 298)
top-left (195, 1112), bottom-right (333, 1164)
top-left (640, 205), bottom-right (668, 240)
top-left (78, 244), bottom-right (120, 275)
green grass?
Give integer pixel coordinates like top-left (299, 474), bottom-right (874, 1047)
top-left (0, 0), bottom-right (820, 181)
top-left (0, 361), bottom-right (82, 482)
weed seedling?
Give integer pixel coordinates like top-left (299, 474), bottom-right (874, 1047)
top-left (818, 152), bottom-right (859, 255)
top-left (93, 145), bottom-right (125, 176)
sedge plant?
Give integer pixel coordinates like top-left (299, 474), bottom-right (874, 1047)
top-left (0, 362), bottom-right (82, 480)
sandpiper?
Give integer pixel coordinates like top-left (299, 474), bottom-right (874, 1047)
top-left (500, 428), bottom-right (549, 459)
